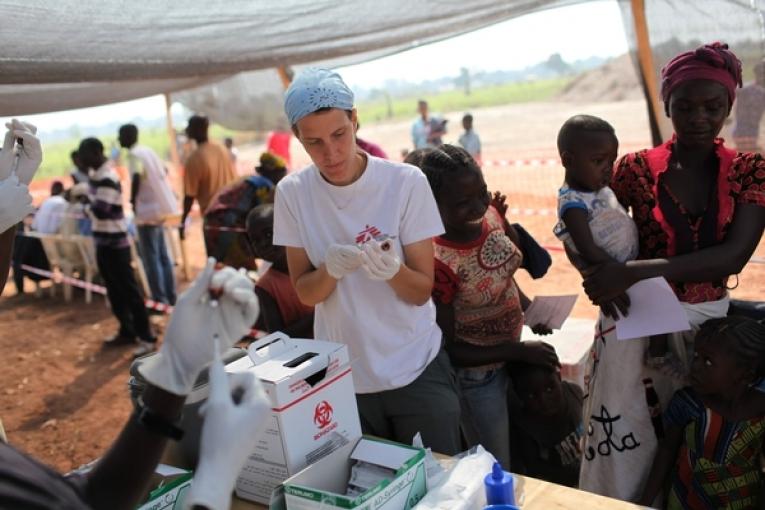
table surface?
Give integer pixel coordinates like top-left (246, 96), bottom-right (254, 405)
top-left (229, 473), bottom-right (649, 510)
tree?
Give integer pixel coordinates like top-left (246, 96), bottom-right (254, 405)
top-left (455, 67), bottom-right (471, 95)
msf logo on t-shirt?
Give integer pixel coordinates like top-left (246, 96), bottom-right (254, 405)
top-left (313, 400), bottom-right (334, 429)
top-left (355, 225), bottom-right (382, 244)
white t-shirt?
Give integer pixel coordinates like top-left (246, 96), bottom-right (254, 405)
top-left (32, 195), bottom-right (68, 234)
top-left (553, 185), bottom-right (638, 263)
top-left (273, 156), bottom-right (445, 393)
top-left (128, 145), bottom-right (180, 224)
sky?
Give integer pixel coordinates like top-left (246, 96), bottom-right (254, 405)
top-left (4, 0), bottom-right (628, 135)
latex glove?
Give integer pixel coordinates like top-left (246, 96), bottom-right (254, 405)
top-left (325, 243), bottom-right (363, 280)
top-left (0, 119), bottom-right (42, 184)
top-left (0, 175), bottom-right (34, 234)
top-left (360, 241), bottom-right (401, 281)
top-left (183, 346), bottom-right (270, 510)
top-left (138, 258), bottom-right (260, 395)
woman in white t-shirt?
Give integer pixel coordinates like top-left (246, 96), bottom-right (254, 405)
top-left (273, 68), bottom-right (461, 454)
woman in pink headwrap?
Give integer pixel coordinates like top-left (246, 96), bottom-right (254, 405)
top-left (577, 42), bottom-right (765, 503)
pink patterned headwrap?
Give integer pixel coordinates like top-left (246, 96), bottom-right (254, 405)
top-left (660, 42), bottom-right (742, 108)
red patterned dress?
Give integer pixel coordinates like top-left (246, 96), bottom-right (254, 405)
top-left (579, 139), bottom-right (765, 501)
top-left (432, 205), bottom-right (524, 369)
top-left (610, 138), bottom-right (765, 303)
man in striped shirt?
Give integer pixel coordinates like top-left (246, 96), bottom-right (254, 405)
top-left (78, 138), bottom-right (156, 357)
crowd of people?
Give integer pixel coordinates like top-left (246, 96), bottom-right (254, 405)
top-left (1, 41), bottom-right (765, 510)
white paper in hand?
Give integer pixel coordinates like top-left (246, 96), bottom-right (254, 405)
top-left (615, 277), bottom-right (691, 340)
top-left (523, 295), bottom-right (578, 330)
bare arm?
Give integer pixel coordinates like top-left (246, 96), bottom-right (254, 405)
top-left (436, 300), bottom-right (558, 368)
top-left (387, 238), bottom-right (435, 306)
top-left (0, 225), bottom-right (16, 292)
top-left (130, 173), bottom-right (140, 211)
top-left (584, 204), bottom-right (765, 302)
top-left (638, 425), bottom-right (684, 506)
top-left (286, 246), bottom-right (338, 306)
top-left (82, 385), bottom-right (185, 510)
top-left (179, 196), bottom-right (194, 240)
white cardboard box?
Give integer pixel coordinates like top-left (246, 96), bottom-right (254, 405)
top-left (521, 317), bottom-right (596, 389)
top-left (226, 332), bottom-right (362, 504)
top-left (283, 436), bottom-right (427, 510)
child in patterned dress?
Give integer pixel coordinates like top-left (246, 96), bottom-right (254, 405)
top-left (419, 144), bottom-right (558, 469)
top-left (639, 316), bottom-right (765, 509)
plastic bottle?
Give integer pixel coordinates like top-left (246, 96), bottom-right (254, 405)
top-left (484, 461), bottom-right (515, 506)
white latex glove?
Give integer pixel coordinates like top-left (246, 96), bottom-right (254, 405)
top-left (360, 241), bottom-right (401, 281)
top-left (325, 243), bottom-right (363, 280)
top-left (138, 258), bottom-right (260, 396)
top-left (183, 346), bottom-right (270, 510)
top-left (0, 119), bottom-right (42, 184)
top-left (0, 175), bottom-right (34, 234)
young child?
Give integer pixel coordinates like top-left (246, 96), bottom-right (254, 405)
top-left (552, 115), bottom-right (668, 364)
top-left (246, 204), bottom-right (314, 338)
top-left (420, 144), bottom-right (559, 469)
top-left (458, 113), bottom-right (482, 165)
top-left (509, 364), bottom-right (584, 487)
top-left (639, 317), bottom-right (765, 509)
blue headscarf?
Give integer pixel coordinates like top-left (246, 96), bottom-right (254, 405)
top-left (284, 68), bottom-right (354, 126)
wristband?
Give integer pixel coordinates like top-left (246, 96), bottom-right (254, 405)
top-left (135, 397), bottom-right (184, 440)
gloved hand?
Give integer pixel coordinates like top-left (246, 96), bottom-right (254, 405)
top-left (325, 243), bottom-right (363, 280)
top-left (360, 241), bottom-right (401, 281)
top-left (0, 175), bottom-right (34, 234)
top-left (183, 346), bottom-right (270, 510)
top-left (0, 119), bottom-right (42, 185)
top-left (138, 258), bottom-right (260, 396)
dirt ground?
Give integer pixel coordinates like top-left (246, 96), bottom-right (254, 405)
top-left (3, 98), bottom-right (764, 473)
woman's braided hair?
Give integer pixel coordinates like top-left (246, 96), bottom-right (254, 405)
top-left (696, 316), bottom-right (765, 378)
top-left (418, 144), bottom-right (482, 199)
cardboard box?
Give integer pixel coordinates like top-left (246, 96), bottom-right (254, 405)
top-left (283, 436), bottom-right (427, 510)
top-left (135, 464), bottom-right (193, 510)
top-left (226, 332), bottom-right (362, 504)
top-left (521, 317), bottom-right (596, 389)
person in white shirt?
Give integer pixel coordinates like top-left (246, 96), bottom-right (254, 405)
top-left (274, 68), bottom-right (461, 454)
top-left (32, 181), bottom-right (68, 234)
top-left (119, 124), bottom-right (180, 305)
top-left (458, 113), bottom-right (482, 165)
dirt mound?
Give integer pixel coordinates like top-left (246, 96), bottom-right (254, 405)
top-left (556, 53), bottom-right (643, 103)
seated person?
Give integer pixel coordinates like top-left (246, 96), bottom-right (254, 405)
top-left (32, 180), bottom-right (67, 234)
top-left (203, 172), bottom-right (274, 271)
top-left (255, 152), bottom-right (287, 186)
top-left (246, 204), bottom-right (314, 338)
top-left (509, 363), bottom-right (584, 487)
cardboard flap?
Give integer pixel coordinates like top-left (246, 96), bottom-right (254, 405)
top-left (351, 438), bottom-right (417, 471)
top-left (248, 331), bottom-right (295, 365)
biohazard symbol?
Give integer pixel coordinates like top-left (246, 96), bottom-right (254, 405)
top-left (313, 400), bottom-right (334, 429)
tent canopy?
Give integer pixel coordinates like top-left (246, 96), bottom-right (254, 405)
top-left (0, 0), bottom-right (579, 116)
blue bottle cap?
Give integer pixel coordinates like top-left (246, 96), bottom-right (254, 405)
top-left (484, 462), bottom-right (515, 505)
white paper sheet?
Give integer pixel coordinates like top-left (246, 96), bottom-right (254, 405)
top-left (523, 295), bottom-right (578, 330)
top-left (615, 277), bottom-right (691, 340)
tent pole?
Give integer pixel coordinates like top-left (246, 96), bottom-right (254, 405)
top-left (164, 93), bottom-right (181, 170)
top-left (630, 0), bottom-right (664, 146)
top-left (164, 92), bottom-right (190, 281)
top-left (277, 66), bottom-right (292, 89)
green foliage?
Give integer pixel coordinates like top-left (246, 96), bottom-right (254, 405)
top-left (356, 77), bottom-right (570, 124)
top-left (35, 78), bottom-right (569, 179)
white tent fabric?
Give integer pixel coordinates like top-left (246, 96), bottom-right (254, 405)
top-left (0, 0), bottom-right (578, 115)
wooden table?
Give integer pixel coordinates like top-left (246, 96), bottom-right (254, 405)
top-left (229, 473), bottom-right (649, 509)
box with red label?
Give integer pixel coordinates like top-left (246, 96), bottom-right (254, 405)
top-left (224, 332), bottom-right (362, 504)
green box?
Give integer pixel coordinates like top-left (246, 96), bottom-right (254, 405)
top-left (283, 436), bottom-right (426, 510)
top-left (135, 466), bottom-right (193, 510)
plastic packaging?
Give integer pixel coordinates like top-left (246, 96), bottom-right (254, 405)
top-left (484, 462), bottom-right (515, 506)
